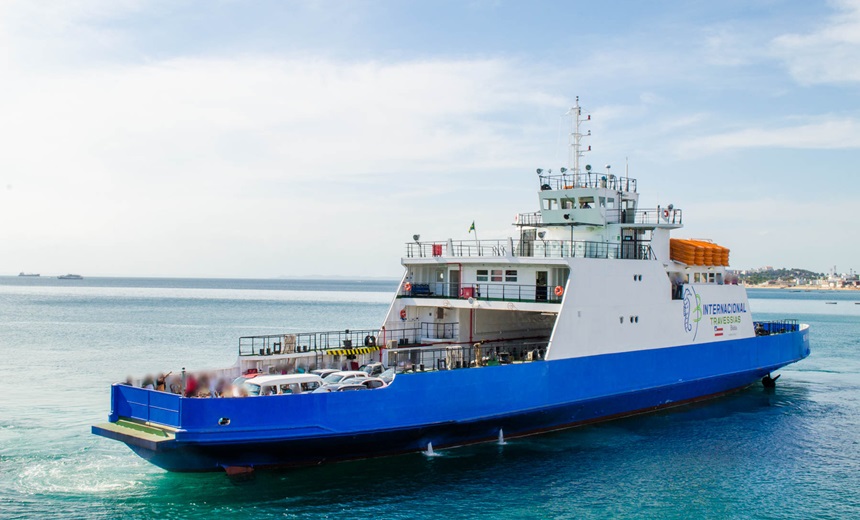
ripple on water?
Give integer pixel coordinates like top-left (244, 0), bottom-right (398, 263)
top-left (13, 451), bottom-right (150, 496)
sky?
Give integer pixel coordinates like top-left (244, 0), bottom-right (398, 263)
top-left (1, 0), bottom-right (858, 278)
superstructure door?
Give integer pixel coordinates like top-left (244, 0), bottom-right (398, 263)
top-left (449, 269), bottom-right (460, 298)
top-left (536, 271), bottom-right (548, 301)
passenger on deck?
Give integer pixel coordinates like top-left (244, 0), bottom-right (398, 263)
top-left (184, 374), bottom-right (198, 397)
top-left (155, 372), bottom-right (171, 392)
top-left (142, 375), bottom-right (155, 390)
top-left (215, 377), bottom-right (229, 397)
top-left (197, 374), bottom-right (212, 397)
top-left (167, 374), bottom-right (181, 394)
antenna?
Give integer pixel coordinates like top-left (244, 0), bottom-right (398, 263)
top-left (566, 96), bottom-right (591, 184)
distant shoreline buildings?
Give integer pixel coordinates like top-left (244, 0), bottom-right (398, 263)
top-left (737, 266), bottom-right (859, 289)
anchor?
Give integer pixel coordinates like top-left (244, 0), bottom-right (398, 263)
top-left (761, 373), bottom-right (781, 389)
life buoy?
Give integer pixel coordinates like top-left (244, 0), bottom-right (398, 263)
top-left (663, 209), bottom-right (669, 219)
top-left (554, 285), bottom-right (564, 297)
top-left (399, 309), bottom-right (407, 320)
top-left (404, 282), bottom-right (412, 292)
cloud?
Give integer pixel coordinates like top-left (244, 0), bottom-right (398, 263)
top-left (772, 0), bottom-right (860, 84)
top-left (676, 117), bottom-right (860, 156)
top-left (0, 46), bottom-right (576, 275)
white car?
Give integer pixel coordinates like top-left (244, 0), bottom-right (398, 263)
top-left (241, 374), bottom-right (324, 396)
top-left (321, 371), bottom-right (369, 385)
top-left (311, 368), bottom-right (340, 379)
top-left (360, 378), bottom-right (388, 390)
top-left (312, 377), bottom-right (388, 393)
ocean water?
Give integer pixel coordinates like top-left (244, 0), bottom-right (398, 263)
top-left (1, 279), bottom-right (858, 519)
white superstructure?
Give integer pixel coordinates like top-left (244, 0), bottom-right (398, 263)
top-left (385, 98), bottom-right (748, 364)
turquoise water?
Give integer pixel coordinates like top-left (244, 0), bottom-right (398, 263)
top-left (1, 280), bottom-right (858, 519)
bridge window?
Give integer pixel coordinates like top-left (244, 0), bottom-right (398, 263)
top-left (505, 270), bottom-right (518, 282)
top-left (542, 198), bottom-right (559, 210)
top-left (561, 199), bottom-right (574, 209)
top-left (491, 269), bottom-right (503, 282)
top-left (477, 269), bottom-right (488, 282)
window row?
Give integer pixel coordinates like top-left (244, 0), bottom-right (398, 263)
top-left (542, 196), bottom-right (616, 210)
top-left (476, 269), bottom-right (518, 282)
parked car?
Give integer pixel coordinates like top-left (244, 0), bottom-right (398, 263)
top-left (359, 362), bottom-right (386, 377)
top-left (311, 368), bottom-right (340, 379)
top-left (379, 367), bottom-right (396, 384)
top-left (241, 374), bottom-right (324, 396)
top-left (360, 378), bottom-right (388, 389)
top-left (312, 383), bottom-right (369, 393)
top-left (321, 371), bottom-right (368, 385)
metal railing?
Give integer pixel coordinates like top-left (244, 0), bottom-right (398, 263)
top-left (419, 322), bottom-right (459, 339)
top-left (406, 240), bottom-right (511, 258)
top-left (538, 172), bottom-right (638, 193)
top-left (515, 212), bottom-right (543, 226)
top-left (400, 282), bottom-right (565, 303)
top-left (513, 208), bottom-right (683, 226)
top-left (239, 330), bottom-right (374, 356)
top-left (754, 319), bottom-right (800, 336)
top-left (387, 340), bottom-right (550, 372)
top-left (624, 208), bottom-right (683, 225)
top-left (238, 327), bottom-right (422, 356)
top-left (405, 239), bottom-right (654, 260)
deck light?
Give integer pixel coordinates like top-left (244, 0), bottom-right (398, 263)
top-left (536, 168), bottom-right (543, 175)
top-left (413, 234), bottom-right (420, 242)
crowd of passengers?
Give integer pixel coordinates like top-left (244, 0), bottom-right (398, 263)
top-left (125, 362), bottom-right (386, 397)
top-left (125, 372), bottom-right (236, 397)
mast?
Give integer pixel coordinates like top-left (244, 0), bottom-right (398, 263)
top-left (567, 96), bottom-right (591, 182)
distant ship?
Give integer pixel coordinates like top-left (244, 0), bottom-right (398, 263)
top-left (57, 274), bottom-right (83, 280)
top-left (18, 272), bottom-right (40, 277)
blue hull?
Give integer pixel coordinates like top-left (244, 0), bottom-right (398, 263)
top-left (93, 327), bottom-right (810, 471)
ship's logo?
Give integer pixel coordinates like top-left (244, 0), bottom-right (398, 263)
top-left (682, 286), bottom-right (702, 340)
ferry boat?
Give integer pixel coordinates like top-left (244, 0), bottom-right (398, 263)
top-left (57, 274), bottom-right (83, 280)
top-left (92, 99), bottom-right (810, 473)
